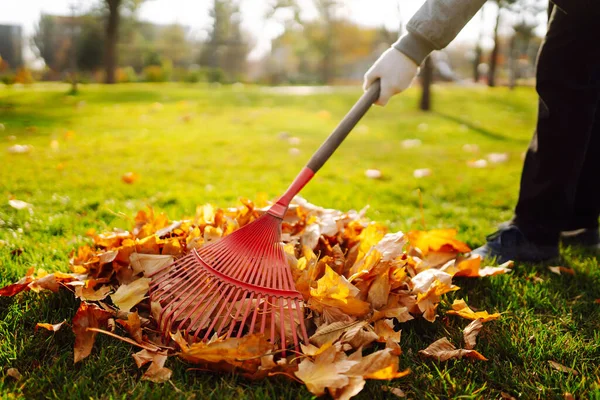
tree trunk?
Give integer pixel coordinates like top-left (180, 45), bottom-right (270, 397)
top-left (488, 4), bottom-right (502, 87)
top-left (105, 0), bottom-right (121, 84)
top-left (419, 56), bottom-right (433, 111)
top-left (508, 35), bottom-right (517, 90)
top-left (473, 8), bottom-right (485, 82)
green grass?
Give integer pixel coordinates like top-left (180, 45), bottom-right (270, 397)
top-left (1, 82), bottom-right (599, 399)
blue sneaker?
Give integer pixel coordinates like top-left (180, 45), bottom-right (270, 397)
top-left (471, 226), bottom-right (559, 263)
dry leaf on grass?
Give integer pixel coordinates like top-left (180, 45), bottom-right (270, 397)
top-left (6, 368), bottom-right (22, 380)
top-left (72, 302), bottom-right (112, 363)
top-left (548, 360), bottom-right (578, 375)
top-left (419, 337), bottom-right (487, 361)
top-left (446, 299), bottom-right (500, 322)
top-left (382, 386), bottom-right (406, 397)
top-left (295, 345), bottom-right (359, 396)
top-left (110, 277), bottom-right (150, 312)
top-left (463, 319), bottom-right (483, 350)
top-left (35, 320), bottom-right (66, 332)
top-left (548, 266), bottom-right (575, 276)
top-left (178, 334), bottom-right (273, 373)
top-left (75, 285), bottom-right (111, 301)
top-left (140, 351), bottom-right (172, 383)
top-left (117, 312), bottom-right (143, 343)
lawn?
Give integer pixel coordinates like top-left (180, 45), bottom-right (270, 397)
top-left (1, 82), bottom-right (598, 399)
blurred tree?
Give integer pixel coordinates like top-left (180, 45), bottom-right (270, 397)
top-left (507, 0), bottom-right (544, 88)
top-left (77, 15), bottom-right (105, 71)
top-left (32, 15), bottom-right (59, 71)
top-left (103, 0), bottom-right (147, 83)
top-left (156, 24), bottom-right (192, 67)
top-left (104, 0), bottom-right (121, 83)
top-left (473, 8), bottom-right (485, 82)
top-left (199, 0), bottom-right (250, 81)
top-left (488, 0), bottom-right (518, 87)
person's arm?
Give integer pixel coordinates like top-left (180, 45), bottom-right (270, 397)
top-left (365, 0), bottom-right (486, 106)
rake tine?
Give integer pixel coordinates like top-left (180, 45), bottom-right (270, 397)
top-left (214, 287), bottom-right (244, 337)
top-left (233, 291), bottom-right (255, 338)
top-left (201, 284), bottom-right (237, 342)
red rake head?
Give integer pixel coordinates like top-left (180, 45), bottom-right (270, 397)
top-left (148, 213), bottom-right (309, 352)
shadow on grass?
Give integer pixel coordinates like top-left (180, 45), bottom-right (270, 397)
top-left (434, 111), bottom-right (531, 145)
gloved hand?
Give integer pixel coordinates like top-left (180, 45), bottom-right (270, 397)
top-left (363, 47), bottom-right (419, 106)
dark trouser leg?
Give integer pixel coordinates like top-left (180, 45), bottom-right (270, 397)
top-left (564, 102), bottom-right (600, 232)
top-left (512, 6), bottom-right (600, 245)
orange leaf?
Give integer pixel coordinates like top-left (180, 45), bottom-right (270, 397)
top-left (35, 320), bottom-right (66, 332)
top-left (548, 266), bottom-right (576, 276)
top-left (72, 303), bottom-right (112, 363)
top-left (407, 229), bottom-right (471, 256)
top-left (122, 172), bottom-right (138, 184)
top-left (446, 299), bottom-right (500, 322)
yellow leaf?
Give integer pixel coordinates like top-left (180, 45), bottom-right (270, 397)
top-left (295, 345), bottom-right (359, 396)
top-left (75, 285), bottom-right (111, 301)
top-left (310, 266), bottom-right (370, 316)
top-left (407, 229), bottom-right (471, 256)
top-left (110, 277), bottom-right (150, 312)
top-left (179, 334), bottom-right (273, 367)
top-left (446, 299), bottom-right (500, 322)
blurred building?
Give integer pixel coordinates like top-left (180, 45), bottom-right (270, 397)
top-left (0, 24), bottom-right (24, 68)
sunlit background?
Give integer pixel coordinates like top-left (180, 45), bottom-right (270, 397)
top-left (1, 0), bottom-right (547, 87)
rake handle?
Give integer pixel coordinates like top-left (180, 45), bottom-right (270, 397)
top-left (269, 80), bottom-right (380, 218)
top-left (307, 79), bottom-right (381, 172)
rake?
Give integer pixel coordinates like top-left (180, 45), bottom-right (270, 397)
top-left (148, 81), bottom-right (381, 352)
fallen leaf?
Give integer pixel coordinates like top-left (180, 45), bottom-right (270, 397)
top-left (310, 320), bottom-right (363, 348)
top-left (6, 368), bottom-right (22, 380)
top-left (122, 172), bottom-right (139, 184)
top-left (500, 392), bottom-right (516, 400)
top-left (467, 159), bottom-right (488, 168)
top-left (365, 169), bottom-right (383, 179)
top-left (407, 229), bottom-right (471, 256)
top-left (548, 360), bottom-right (578, 375)
top-left (117, 311), bottom-right (143, 343)
top-left (419, 337), bottom-right (487, 361)
top-left (487, 152), bottom-right (509, 163)
top-left (75, 285), bottom-right (111, 301)
top-left (179, 334), bottom-right (273, 371)
top-left (35, 320), bottom-right (66, 332)
top-left (7, 144), bottom-right (32, 154)
top-left (110, 277), bottom-right (150, 312)
top-left (446, 299), bottom-right (500, 322)
top-left (72, 302), bottom-right (112, 363)
top-left (548, 266), bottom-right (575, 276)
top-left (463, 319), bottom-right (483, 350)
top-left (130, 253), bottom-right (173, 276)
top-left (382, 386), bottom-right (406, 397)
top-left (309, 266), bottom-right (370, 317)
top-left (8, 199), bottom-right (32, 210)
top-left (295, 345), bottom-right (359, 396)
top-left (401, 139), bottom-right (421, 149)
top-left (413, 168), bottom-right (431, 179)
top-left (142, 352), bottom-right (172, 383)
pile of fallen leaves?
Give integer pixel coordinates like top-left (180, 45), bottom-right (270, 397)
top-left (1, 197), bottom-right (512, 399)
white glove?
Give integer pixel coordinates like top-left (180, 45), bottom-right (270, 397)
top-left (363, 47), bottom-right (419, 106)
